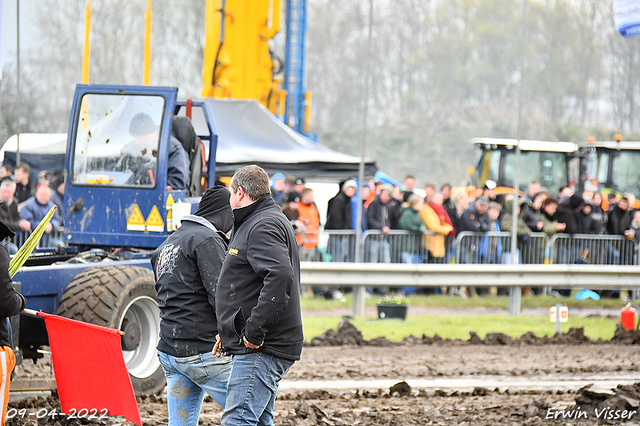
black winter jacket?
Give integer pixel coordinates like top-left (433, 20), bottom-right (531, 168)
top-left (151, 217), bottom-right (228, 357)
top-left (607, 205), bottom-right (632, 236)
top-left (366, 196), bottom-right (399, 230)
top-left (554, 201), bottom-right (579, 234)
top-left (442, 198), bottom-right (459, 233)
top-left (520, 203), bottom-right (542, 232)
top-left (0, 198), bottom-right (21, 232)
top-left (216, 195), bottom-right (303, 361)
top-left (325, 191), bottom-right (353, 230)
top-left (0, 246), bottom-right (26, 347)
top-left (458, 205), bottom-right (489, 233)
top-left (590, 205), bottom-right (607, 234)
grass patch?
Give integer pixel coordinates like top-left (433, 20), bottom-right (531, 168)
top-left (300, 293), bottom-right (626, 310)
top-left (302, 314), bottom-right (619, 342)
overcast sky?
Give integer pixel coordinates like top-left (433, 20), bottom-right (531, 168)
top-left (1, 0), bottom-right (38, 70)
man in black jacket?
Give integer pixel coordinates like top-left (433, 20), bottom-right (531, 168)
top-left (151, 186), bottom-right (234, 425)
top-left (325, 179), bottom-right (356, 262)
top-left (366, 185), bottom-right (398, 262)
top-left (554, 194), bottom-right (583, 235)
top-left (0, 181), bottom-right (22, 254)
top-left (458, 196), bottom-right (490, 233)
top-left (607, 197), bottom-right (632, 236)
top-left (0, 220), bottom-right (27, 418)
top-left (215, 165), bottom-right (303, 426)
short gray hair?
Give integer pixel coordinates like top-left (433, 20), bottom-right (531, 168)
top-left (230, 165), bottom-right (270, 201)
top-left (0, 180), bottom-right (16, 191)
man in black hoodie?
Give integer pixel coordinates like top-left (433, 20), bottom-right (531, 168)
top-left (215, 165), bottom-right (303, 426)
top-left (0, 220), bottom-right (27, 419)
top-left (151, 186), bottom-right (234, 425)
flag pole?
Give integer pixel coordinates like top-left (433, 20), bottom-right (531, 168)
top-left (20, 308), bottom-right (125, 335)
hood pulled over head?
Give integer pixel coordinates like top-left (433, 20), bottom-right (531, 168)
top-left (194, 186), bottom-right (234, 234)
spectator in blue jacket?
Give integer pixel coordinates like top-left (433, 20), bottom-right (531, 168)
top-left (19, 186), bottom-right (63, 247)
top-left (270, 173), bottom-right (286, 204)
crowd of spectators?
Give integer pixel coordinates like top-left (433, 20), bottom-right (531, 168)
top-left (269, 173), bottom-right (640, 279)
top-left (0, 163), bottom-right (64, 252)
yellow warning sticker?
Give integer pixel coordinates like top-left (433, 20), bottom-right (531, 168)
top-left (166, 194), bottom-right (175, 231)
top-left (146, 205), bottom-right (165, 232)
top-left (127, 204), bottom-right (146, 231)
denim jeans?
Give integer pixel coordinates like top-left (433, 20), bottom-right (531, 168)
top-left (221, 352), bottom-right (294, 426)
top-left (368, 240), bottom-right (391, 263)
top-left (327, 235), bottom-right (350, 262)
top-left (158, 350), bottom-right (232, 426)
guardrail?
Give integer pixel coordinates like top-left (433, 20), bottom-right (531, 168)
top-left (300, 262), bottom-right (640, 316)
top-left (301, 230), bottom-right (640, 317)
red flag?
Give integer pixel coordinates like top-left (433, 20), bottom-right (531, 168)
top-left (39, 312), bottom-right (142, 426)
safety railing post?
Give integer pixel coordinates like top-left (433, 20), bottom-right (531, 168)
top-left (352, 230), bottom-right (367, 317)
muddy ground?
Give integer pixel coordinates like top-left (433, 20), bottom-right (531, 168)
top-left (9, 331), bottom-right (640, 426)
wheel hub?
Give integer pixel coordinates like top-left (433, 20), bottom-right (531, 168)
top-left (122, 320), bottom-right (142, 351)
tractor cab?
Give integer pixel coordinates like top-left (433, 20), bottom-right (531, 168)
top-left (64, 85), bottom-right (218, 249)
top-left (472, 138), bottom-right (577, 195)
top-left (576, 138), bottom-right (640, 207)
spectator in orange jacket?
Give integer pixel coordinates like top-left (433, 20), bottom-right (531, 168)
top-left (297, 188), bottom-right (320, 261)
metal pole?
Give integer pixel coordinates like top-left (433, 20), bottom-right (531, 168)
top-left (81, 0), bottom-right (92, 84)
top-left (508, 0), bottom-right (528, 316)
top-left (15, 0), bottom-right (20, 165)
top-left (555, 303), bottom-right (562, 334)
top-left (143, 0), bottom-right (153, 86)
top-left (353, 0), bottom-right (374, 318)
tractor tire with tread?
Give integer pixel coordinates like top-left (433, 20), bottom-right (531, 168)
top-left (57, 265), bottom-right (164, 395)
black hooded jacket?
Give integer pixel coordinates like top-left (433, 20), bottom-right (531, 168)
top-left (150, 187), bottom-right (233, 357)
top-left (216, 195), bottom-right (303, 361)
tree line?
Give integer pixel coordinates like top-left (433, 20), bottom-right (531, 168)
top-left (1, 0), bottom-right (640, 185)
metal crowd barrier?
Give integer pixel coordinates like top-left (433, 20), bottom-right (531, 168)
top-left (12, 226), bottom-right (65, 249)
top-left (549, 234), bottom-right (637, 265)
top-left (454, 231), bottom-right (549, 265)
top-left (360, 229), bottom-right (454, 264)
top-left (308, 229), bottom-right (640, 266)
top-left (321, 230), bottom-right (358, 262)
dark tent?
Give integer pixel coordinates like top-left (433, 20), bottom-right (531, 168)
top-left (206, 99), bottom-right (377, 180)
top-left (1, 134), bottom-right (67, 184)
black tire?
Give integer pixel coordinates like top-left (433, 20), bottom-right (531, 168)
top-left (57, 265), bottom-right (165, 395)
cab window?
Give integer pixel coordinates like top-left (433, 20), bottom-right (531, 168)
top-left (71, 94), bottom-right (165, 188)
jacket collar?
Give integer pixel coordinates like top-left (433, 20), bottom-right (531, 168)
top-left (233, 194), bottom-right (275, 228)
top-left (181, 215), bottom-right (218, 233)
top-left (181, 214), bottom-right (230, 243)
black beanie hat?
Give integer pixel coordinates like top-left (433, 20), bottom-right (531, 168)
top-left (194, 186), bottom-right (234, 234)
top-left (569, 194), bottom-right (584, 210)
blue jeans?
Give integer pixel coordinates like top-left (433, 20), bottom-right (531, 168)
top-left (221, 352), bottom-right (294, 426)
top-left (158, 350), bottom-right (232, 426)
